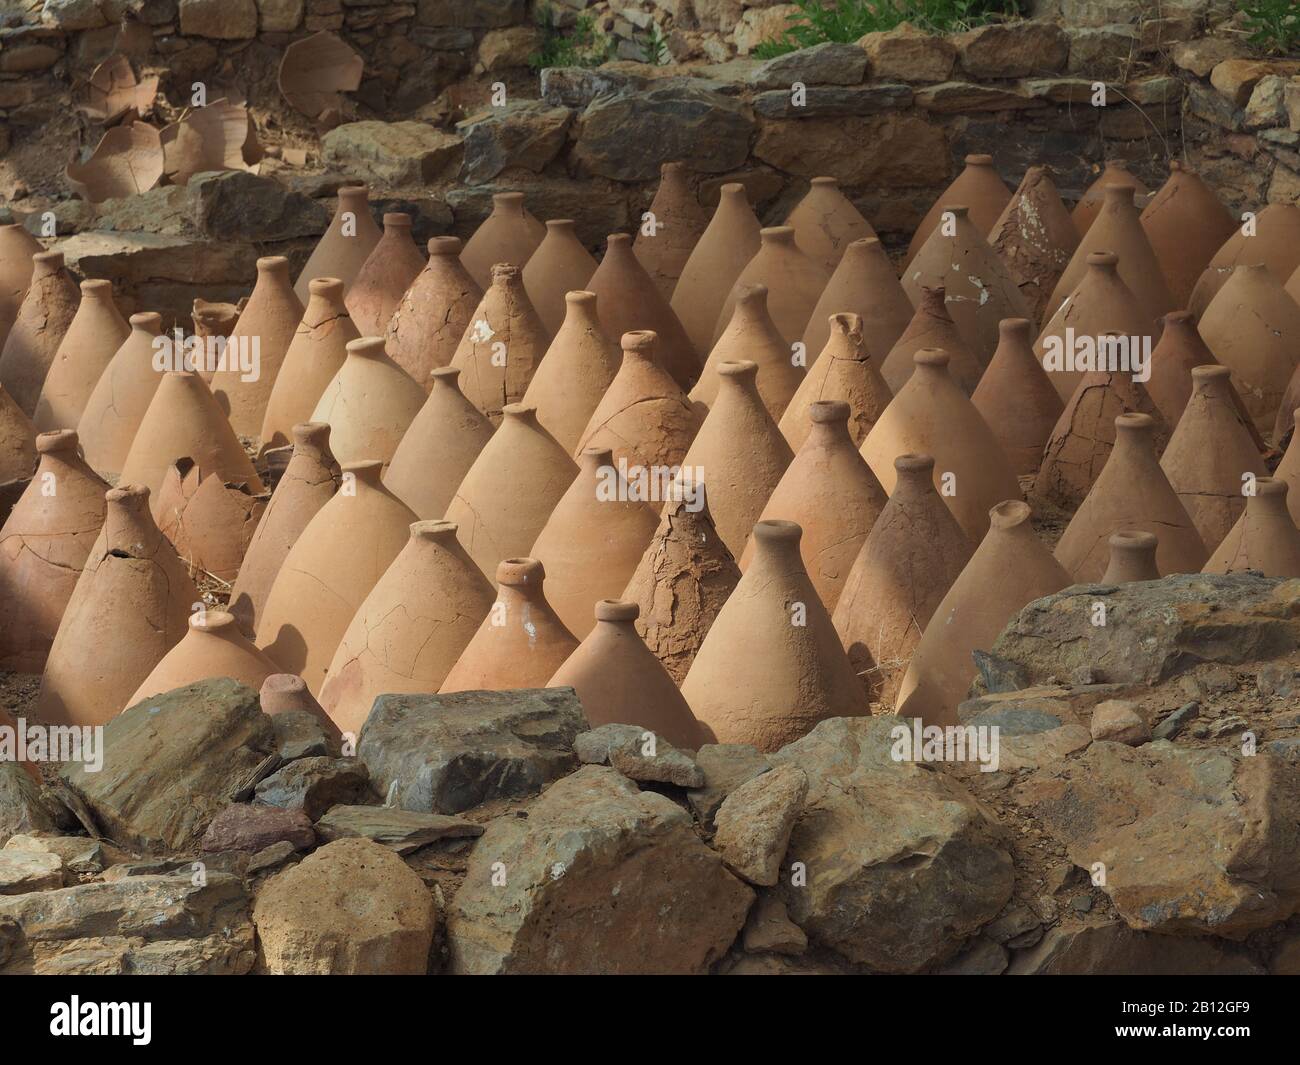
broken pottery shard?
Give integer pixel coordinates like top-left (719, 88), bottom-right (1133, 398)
top-left (65, 122), bottom-right (164, 204)
top-left (160, 99), bottom-right (260, 187)
top-left (278, 32), bottom-right (364, 121)
top-left (80, 53), bottom-right (158, 124)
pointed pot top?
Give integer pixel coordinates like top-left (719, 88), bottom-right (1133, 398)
top-left (343, 458), bottom-right (384, 485)
top-left (382, 211), bottom-right (412, 230)
top-left (620, 329), bottom-right (658, 360)
top-left (577, 444), bottom-right (614, 470)
top-left (498, 556), bottom-right (546, 588)
top-left (256, 255), bottom-right (291, 277)
top-left (79, 278), bottom-right (113, 299)
top-left (291, 420), bottom-right (332, 449)
top-left (410, 518), bottom-right (459, 542)
top-left (189, 609), bottom-right (239, 634)
top-left (760, 225), bottom-right (796, 245)
top-left (546, 218), bottom-right (578, 234)
top-left (428, 235), bottom-right (462, 255)
top-left (751, 517), bottom-right (802, 552)
top-left (337, 184), bottom-right (370, 206)
top-left (808, 398), bottom-right (851, 425)
top-left (490, 262), bottom-right (523, 286)
top-left (345, 336), bottom-right (386, 359)
top-left (717, 358), bottom-right (759, 385)
top-left (966, 154), bottom-right (994, 166)
top-left (128, 311), bottom-right (162, 332)
top-left (36, 428), bottom-right (80, 454)
top-left (1102, 185), bottom-right (1136, 206)
top-left (31, 250), bottom-right (65, 275)
top-left (999, 317), bottom-right (1032, 344)
top-left (989, 498), bottom-right (1032, 530)
top-left (565, 289), bottom-right (598, 312)
top-left (493, 191), bottom-right (526, 211)
top-left (501, 402), bottom-right (540, 425)
top-left (1087, 250), bottom-right (1120, 271)
top-left (594, 598), bottom-right (639, 623)
top-left (308, 276), bottom-right (345, 300)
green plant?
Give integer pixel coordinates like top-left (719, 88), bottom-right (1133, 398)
top-left (1238, 0), bottom-right (1300, 55)
top-left (528, 4), bottom-right (611, 71)
top-left (639, 23), bottom-right (670, 66)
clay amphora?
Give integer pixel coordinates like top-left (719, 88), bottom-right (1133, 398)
top-left (574, 330), bottom-right (702, 473)
top-left (1139, 162), bottom-right (1237, 310)
top-left (440, 557), bottom-right (579, 693)
top-left (256, 460), bottom-right (416, 694)
top-left (0, 223), bottom-right (41, 351)
top-left (680, 360), bottom-right (793, 558)
top-left (522, 220), bottom-right (597, 336)
top-left (1034, 251), bottom-right (1154, 402)
top-left (896, 500), bottom-right (1069, 727)
top-left (1101, 530), bottom-right (1160, 583)
top-left (881, 285), bottom-right (984, 395)
top-left (0, 251), bottom-right (79, 416)
top-left (743, 400), bottom-right (887, 613)
top-left (620, 480), bottom-right (740, 684)
top-left (229, 422), bottom-right (340, 637)
top-left (450, 262), bottom-right (551, 423)
top-left (528, 447), bottom-right (659, 639)
top-left (1144, 310), bottom-right (1257, 437)
top-left (988, 165), bottom-right (1079, 324)
top-left (1072, 160), bottom-right (1148, 236)
top-left (1160, 365), bottom-right (1267, 550)
top-left (37, 484), bottom-right (198, 727)
top-left (1199, 262), bottom-right (1300, 437)
top-left (785, 176), bottom-right (876, 273)
top-left (293, 184), bottom-right (382, 302)
top-left (259, 277), bottom-right (359, 451)
top-left (713, 226), bottom-right (830, 350)
top-left (211, 256), bottom-right (304, 438)
top-left (862, 348), bottom-right (1021, 542)
top-left (779, 312), bottom-right (891, 452)
top-left (319, 520), bottom-right (493, 735)
top-left (671, 182), bottom-right (762, 358)
top-left (345, 212), bottom-right (424, 338)
top-left (691, 284), bottom-right (804, 420)
top-left (0, 430), bottom-right (108, 671)
top-left (521, 290), bottom-right (620, 453)
top-left (33, 279), bottom-right (129, 433)
top-left (385, 236), bottom-right (483, 388)
top-left (832, 453), bottom-right (973, 705)
top-left (902, 204), bottom-right (1030, 365)
top-left (803, 237), bottom-right (912, 367)
top-left (191, 300), bottom-right (242, 385)
top-left (589, 233), bottom-right (700, 391)
top-left (1204, 477), bottom-right (1300, 577)
top-left (260, 673), bottom-right (341, 738)
top-left (446, 403), bottom-right (578, 581)
top-left (1271, 416), bottom-right (1300, 526)
top-left (155, 461), bottom-right (267, 583)
top-left (549, 599), bottom-right (709, 749)
top-left (1054, 413), bottom-right (1207, 581)
top-left (0, 382), bottom-right (36, 488)
top-left (76, 311), bottom-right (165, 477)
top-left (971, 318), bottom-right (1064, 475)
top-left (310, 336), bottom-right (425, 467)
top-left (904, 154), bottom-right (1012, 268)
top-left (634, 162), bottom-right (710, 298)
top-left (681, 519), bottom-right (866, 752)
top-left (128, 609), bottom-right (278, 707)
top-left (460, 191), bottom-right (546, 291)
top-left (1189, 204), bottom-right (1300, 318)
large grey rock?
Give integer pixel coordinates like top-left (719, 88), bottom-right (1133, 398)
top-left (189, 170), bottom-right (329, 242)
top-left (320, 121), bottom-right (463, 186)
top-left (747, 42), bottom-right (868, 89)
top-left (3, 834), bottom-right (110, 876)
top-left (254, 756), bottom-right (373, 820)
top-left (314, 805), bottom-right (483, 854)
top-left (0, 764), bottom-right (58, 847)
top-left (459, 102), bottom-right (572, 184)
top-left (540, 66), bottom-right (648, 108)
top-left (199, 804), bottom-right (315, 853)
top-left (0, 850), bottom-right (63, 895)
top-left (752, 84), bottom-right (912, 117)
top-left (712, 764), bottom-right (807, 886)
top-left (574, 723), bottom-right (704, 787)
top-left (686, 743), bottom-right (770, 827)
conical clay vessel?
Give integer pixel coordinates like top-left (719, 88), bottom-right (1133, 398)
top-left (896, 500), bottom-right (1069, 727)
top-left (972, 318), bottom-right (1063, 475)
top-left (803, 237), bottom-right (912, 366)
top-left (549, 600), bottom-right (708, 749)
top-left (987, 165), bottom-right (1079, 324)
top-left (905, 154), bottom-right (1011, 268)
top-left (77, 312), bottom-right (165, 477)
top-left (1101, 529), bottom-right (1160, 583)
top-left (460, 191), bottom-right (546, 292)
top-left (713, 226), bottom-right (830, 350)
top-left (294, 184), bottom-right (382, 302)
top-left (1204, 478), bottom-right (1300, 577)
top-left (0, 383), bottom-right (36, 489)
top-left (385, 236), bottom-right (482, 388)
top-left (881, 285), bottom-right (983, 395)
top-left (155, 462), bottom-right (266, 583)
top-left (310, 336), bottom-right (425, 467)
top-left (691, 284), bottom-right (804, 420)
top-left (780, 312), bottom-right (891, 452)
top-left (1144, 310), bottom-right (1259, 438)
top-left (1189, 204), bottom-right (1300, 318)
top-left (681, 520), bottom-right (866, 752)
top-left (345, 212), bottom-right (424, 338)
top-left (1139, 162), bottom-right (1237, 310)
top-left (634, 162), bottom-right (709, 299)
top-left (260, 673), bottom-right (340, 738)
top-left (1072, 160), bottom-right (1148, 236)
top-left (832, 453), bottom-right (973, 705)
top-left (128, 610), bottom-right (278, 707)
top-left (0, 223), bottom-right (41, 352)
top-left (0, 251), bottom-right (79, 416)
top-left (785, 176), bottom-right (876, 274)
top-left (33, 279), bottom-right (129, 433)
top-left (319, 520), bottom-right (493, 735)
top-left (522, 220), bottom-right (597, 336)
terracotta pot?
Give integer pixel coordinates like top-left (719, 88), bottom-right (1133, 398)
top-left (988, 165), bottom-right (1079, 324)
top-left (690, 283), bottom-right (804, 420)
top-left (256, 460), bottom-right (418, 694)
top-left (881, 285), bottom-right (984, 395)
top-left (671, 182), bottom-right (762, 358)
top-left (320, 519), bottom-right (493, 735)
top-left (211, 256), bottom-right (305, 438)
top-left (896, 500), bottom-right (1070, 727)
top-left (156, 459), bottom-right (266, 582)
top-left (345, 212), bottom-right (424, 338)
top-left (785, 176), bottom-right (876, 273)
top-left (440, 557), bottom-right (579, 693)
top-left (1144, 310), bottom-right (1258, 439)
top-left (1190, 204), bottom-right (1300, 318)
top-left (191, 299), bottom-right (242, 385)
top-left (0, 251), bottom-right (79, 416)
top-left (0, 223), bottom-right (41, 352)
top-left (904, 154), bottom-right (1012, 268)
top-left (310, 336), bottom-right (425, 466)
top-left (450, 262), bottom-right (552, 423)
top-left (260, 673), bottom-right (340, 738)
top-left (862, 348), bottom-right (1021, 543)
top-left (1139, 162), bottom-right (1237, 310)
top-left (384, 366), bottom-right (493, 520)
top-left (293, 184), bottom-right (382, 302)
top-left (128, 609), bottom-right (279, 706)
top-left (1101, 530), bottom-right (1160, 583)
top-left (229, 422), bottom-right (340, 636)
top-left (779, 312), bottom-right (891, 452)
top-left (713, 225), bottom-right (830, 351)
top-left (902, 204), bottom-right (1030, 365)
top-left (549, 599), bottom-right (708, 749)
top-left (1273, 410), bottom-right (1300, 527)
top-left (33, 279), bottom-right (129, 433)
top-left (446, 403), bottom-right (578, 581)
top-left (385, 236), bottom-right (483, 389)
top-left (528, 446), bottom-right (659, 639)
top-left (37, 484), bottom-right (198, 727)
top-left (803, 237), bottom-right (912, 367)
top-left (971, 318), bottom-right (1064, 475)
top-left (460, 191), bottom-right (546, 291)
top-left (76, 311), bottom-right (165, 477)
top-left (680, 360), bottom-right (792, 558)
top-left (520, 290), bottom-right (620, 452)
top-left (522, 220), bottom-right (597, 336)
top-left (574, 329), bottom-right (702, 473)
top-left (681, 519), bottom-right (866, 752)
top-left (620, 479), bottom-right (740, 684)
top-left (0, 430), bottom-right (108, 671)
top-left (1055, 413), bottom-right (1206, 581)
top-left (832, 453), bottom-right (973, 705)
top-left (1072, 160), bottom-right (1148, 236)
top-left (0, 382), bottom-right (36, 487)
top-left (634, 162), bottom-right (709, 298)
top-left (743, 399), bottom-right (887, 613)
top-left (1204, 477), bottom-right (1300, 577)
